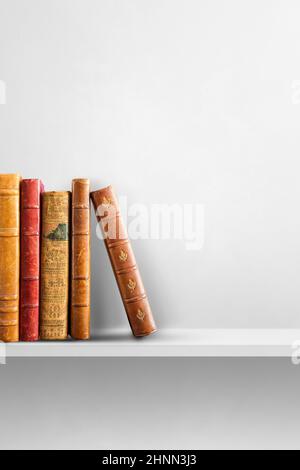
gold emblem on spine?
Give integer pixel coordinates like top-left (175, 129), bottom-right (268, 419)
top-left (136, 309), bottom-right (146, 321)
top-left (119, 249), bottom-right (128, 262)
top-left (102, 196), bottom-right (112, 208)
top-left (127, 278), bottom-right (136, 293)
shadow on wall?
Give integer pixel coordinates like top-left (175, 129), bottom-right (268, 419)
top-left (90, 212), bottom-right (126, 331)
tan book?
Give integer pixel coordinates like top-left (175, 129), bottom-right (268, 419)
top-left (40, 192), bottom-right (70, 340)
top-left (90, 185), bottom-right (157, 337)
top-left (70, 179), bottom-right (91, 340)
top-left (0, 174), bottom-right (21, 342)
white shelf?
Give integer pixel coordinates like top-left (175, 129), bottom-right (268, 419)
top-left (4, 328), bottom-right (300, 357)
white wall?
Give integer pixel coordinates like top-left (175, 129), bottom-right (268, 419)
top-left (1, 0), bottom-right (300, 330)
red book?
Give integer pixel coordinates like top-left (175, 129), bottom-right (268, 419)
top-left (20, 179), bottom-right (44, 341)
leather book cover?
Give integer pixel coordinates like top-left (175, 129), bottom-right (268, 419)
top-left (40, 192), bottom-right (70, 340)
top-left (90, 185), bottom-right (157, 337)
top-left (0, 174), bottom-right (21, 342)
top-left (20, 179), bottom-right (44, 341)
top-left (71, 179), bottom-right (91, 340)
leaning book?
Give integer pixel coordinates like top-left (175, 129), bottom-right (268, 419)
top-left (40, 192), bottom-right (70, 340)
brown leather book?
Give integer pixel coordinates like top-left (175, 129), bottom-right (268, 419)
top-left (40, 192), bottom-right (70, 340)
top-left (71, 179), bottom-right (91, 340)
top-left (90, 185), bottom-right (157, 337)
top-left (0, 174), bottom-right (21, 342)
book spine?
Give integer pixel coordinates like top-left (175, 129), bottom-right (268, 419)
top-left (20, 179), bottom-right (43, 341)
top-left (71, 179), bottom-right (91, 340)
top-left (90, 185), bottom-right (157, 337)
top-left (40, 192), bottom-right (70, 340)
top-left (0, 174), bottom-right (21, 342)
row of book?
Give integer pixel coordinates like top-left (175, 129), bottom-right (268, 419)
top-left (0, 174), bottom-right (157, 342)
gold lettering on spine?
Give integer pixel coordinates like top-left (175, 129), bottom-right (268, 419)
top-left (136, 309), bottom-right (146, 321)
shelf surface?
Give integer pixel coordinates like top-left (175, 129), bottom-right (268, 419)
top-left (3, 328), bottom-right (300, 357)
